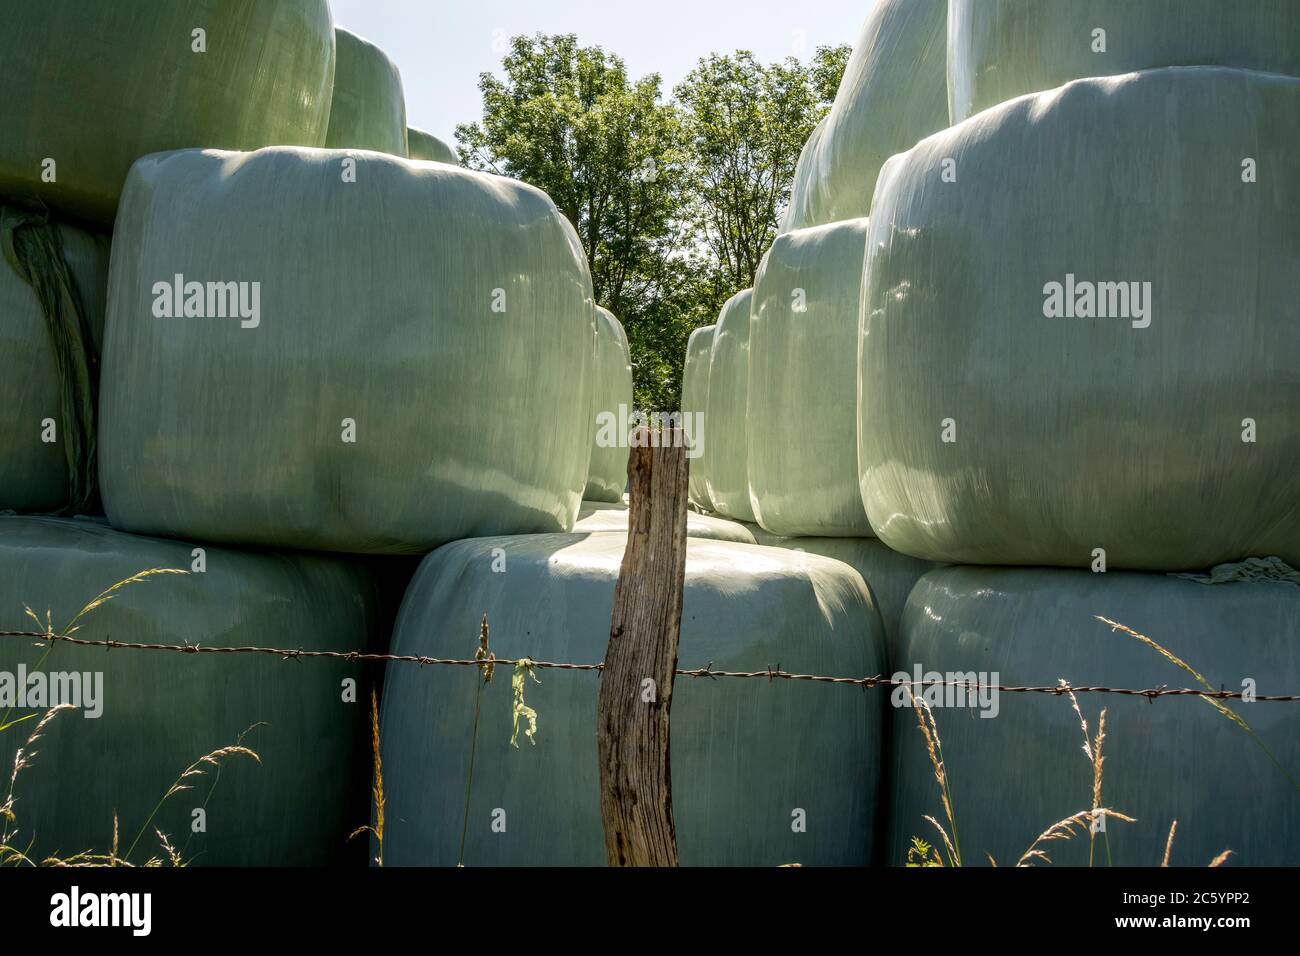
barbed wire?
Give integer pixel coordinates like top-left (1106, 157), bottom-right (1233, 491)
top-left (2, 629), bottom-right (1296, 701)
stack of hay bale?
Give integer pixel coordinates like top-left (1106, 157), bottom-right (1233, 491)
top-left (0, 1), bottom-right (890, 868)
top-left (685, 0), bottom-right (1300, 865)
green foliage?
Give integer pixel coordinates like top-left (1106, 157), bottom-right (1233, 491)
top-left (457, 34), bottom-right (850, 413)
top-left (510, 658), bottom-right (541, 748)
top-left (673, 48), bottom-right (844, 291)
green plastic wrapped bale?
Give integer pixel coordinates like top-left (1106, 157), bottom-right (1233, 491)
top-left (779, 117), bottom-right (826, 234)
top-left (781, 0), bottom-right (947, 231)
top-left (583, 307), bottom-right (634, 502)
top-left (858, 68), bottom-right (1300, 571)
top-left (949, 0), bottom-right (1300, 124)
top-left (100, 147), bottom-right (597, 554)
top-left (754, 536), bottom-right (938, 663)
top-left (573, 500), bottom-right (757, 543)
top-left (325, 28), bottom-right (408, 157)
top-left (379, 533), bottom-right (885, 866)
top-left (0, 516), bottom-right (379, 865)
top-left (704, 289), bottom-right (756, 523)
top-left (407, 127), bottom-right (458, 165)
top-left (887, 564), bottom-right (1300, 866)
top-left (749, 219), bottom-right (872, 537)
top-left (1, 214), bottom-right (109, 513)
top-left (0, 0), bottom-right (335, 229)
top-left (681, 324), bottom-right (715, 511)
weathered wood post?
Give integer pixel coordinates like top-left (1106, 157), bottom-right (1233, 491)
top-left (597, 425), bottom-right (689, 866)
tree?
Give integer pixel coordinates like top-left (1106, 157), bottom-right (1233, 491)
top-left (673, 45), bottom-right (849, 294)
top-left (457, 35), bottom-right (851, 412)
top-left (455, 34), bottom-right (691, 411)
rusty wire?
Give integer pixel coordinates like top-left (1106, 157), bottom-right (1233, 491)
top-left (1, 628), bottom-right (1297, 702)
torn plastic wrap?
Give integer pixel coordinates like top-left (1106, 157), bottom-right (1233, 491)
top-left (0, 211), bottom-right (108, 513)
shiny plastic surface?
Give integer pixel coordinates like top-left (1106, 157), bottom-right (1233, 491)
top-left (703, 289), bottom-right (756, 522)
top-left (1, 223), bottom-right (108, 511)
top-left (0, 0), bottom-right (335, 228)
top-left (325, 28), bottom-right (408, 156)
top-left (749, 218), bottom-right (872, 537)
top-left (573, 499), bottom-right (756, 543)
top-left (680, 324), bottom-right (715, 511)
top-left (407, 127), bottom-right (458, 165)
top-left (782, 0), bottom-right (947, 230)
top-left (100, 147), bottom-right (597, 553)
top-left (583, 307), bottom-right (634, 502)
top-left (887, 565), bottom-right (1300, 866)
top-left (949, 0), bottom-right (1300, 123)
top-left (858, 68), bottom-right (1300, 570)
top-left (380, 533), bottom-right (885, 865)
top-left (0, 515), bottom-right (378, 865)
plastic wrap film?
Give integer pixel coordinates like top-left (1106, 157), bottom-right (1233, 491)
top-left (948, 0), bottom-right (1300, 124)
top-left (573, 499), bottom-right (756, 543)
top-left (858, 68), bottom-right (1300, 571)
top-left (583, 307), bottom-right (634, 502)
top-left (781, 0), bottom-right (947, 231)
top-left (100, 147), bottom-right (597, 554)
top-left (680, 324), bottom-right (716, 511)
top-left (755, 536), bottom-right (939, 663)
top-left (0, 516), bottom-right (379, 865)
top-left (1, 216), bottom-right (109, 512)
top-left (779, 116), bottom-right (826, 234)
top-left (325, 28), bottom-right (408, 157)
top-left (887, 565), bottom-right (1300, 866)
top-left (379, 533), bottom-right (885, 865)
top-left (407, 127), bottom-right (459, 165)
top-left (749, 218), bottom-right (872, 537)
top-left (0, 0), bottom-right (335, 229)
top-left (703, 289), bottom-right (756, 522)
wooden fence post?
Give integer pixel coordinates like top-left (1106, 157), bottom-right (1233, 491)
top-left (597, 426), bottom-right (689, 866)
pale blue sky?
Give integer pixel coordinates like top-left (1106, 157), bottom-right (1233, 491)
top-left (331, 0), bottom-right (875, 146)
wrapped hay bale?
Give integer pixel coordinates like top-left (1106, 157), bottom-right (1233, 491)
top-left (782, 0), bottom-right (947, 231)
top-left (680, 324), bottom-right (715, 512)
top-left (583, 307), bottom-right (634, 503)
top-left (749, 218), bottom-right (872, 537)
top-left (407, 127), bottom-right (458, 165)
top-left (858, 68), bottom-right (1300, 570)
top-left (573, 499), bottom-right (756, 543)
top-left (0, 0), bottom-right (335, 228)
top-left (379, 533), bottom-right (886, 865)
top-left (703, 289), bottom-right (756, 522)
top-left (0, 515), bottom-right (379, 865)
top-left (949, 0), bottom-right (1300, 123)
top-left (886, 563), bottom-right (1300, 866)
top-left (100, 147), bottom-right (597, 553)
top-left (325, 28), bottom-right (407, 157)
top-left (0, 210), bottom-right (109, 512)
top-left (757, 536), bottom-right (939, 661)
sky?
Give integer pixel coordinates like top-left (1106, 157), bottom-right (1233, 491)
top-left (331, 0), bottom-right (875, 146)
